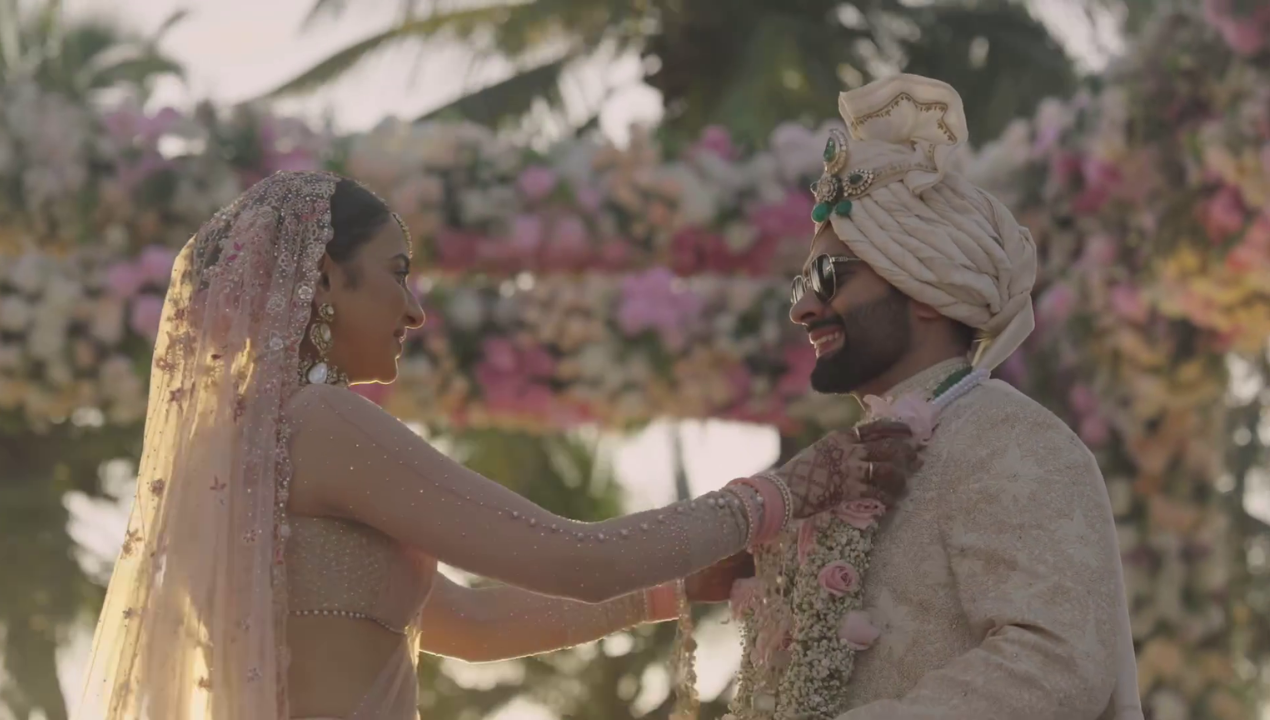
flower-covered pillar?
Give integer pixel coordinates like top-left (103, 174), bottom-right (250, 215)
top-left (970, 8), bottom-right (1270, 717)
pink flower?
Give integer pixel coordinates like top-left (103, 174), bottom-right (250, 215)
top-left (835, 499), bottom-right (887, 530)
top-left (105, 262), bottom-right (146, 298)
top-left (817, 561), bottom-right (861, 596)
top-left (862, 393), bottom-right (936, 444)
top-left (750, 191), bottom-right (814, 239)
top-left (543, 214), bottom-right (590, 270)
top-left (1079, 234), bottom-right (1118, 268)
top-left (692, 125), bottom-right (736, 160)
top-left (474, 338), bottom-right (557, 417)
top-left (1037, 282), bottom-right (1077, 328)
top-left (797, 517), bottom-right (820, 564)
top-left (1109, 284), bottom-right (1148, 324)
top-left (509, 215), bottom-right (544, 258)
top-left (1201, 186), bottom-right (1248, 242)
top-left (575, 186), bottom-right (603, 214)
top-left (1068, 383), bottom-right (1098, 416)
top-left (997, 350), bottom-right (1029, 387)
top-left (128, 294), bottom-right (165, 340)
top-left (517, 166), bottom-right (558, 202)
top-left (778, 344), bottom-right (815, 397)
top-left (729, 578), bottom-right (762, 620)
top-left (138, 245), bottom-right (177, 285)
top-left (839, 610), bottom-right (881, 651)
top-left (616, 268), bottom-right (702, 350)
top-left (1079, 414), bottom-right (1110, 447)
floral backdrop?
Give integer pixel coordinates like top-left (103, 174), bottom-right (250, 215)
top-left (1, 3), bottom-right (1269, 716)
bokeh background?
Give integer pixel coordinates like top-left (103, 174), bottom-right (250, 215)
top-left (0, 0), bottom-right (1268, 718)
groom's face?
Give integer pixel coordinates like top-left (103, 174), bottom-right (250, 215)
top-left (790, 230), bottom-right (913, 395)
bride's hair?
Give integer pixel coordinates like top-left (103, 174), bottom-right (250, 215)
top-left (326, 178), bottom-right (392, 287)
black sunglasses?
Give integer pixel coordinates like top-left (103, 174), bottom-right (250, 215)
top-left (790, 254), bottom-right (864, 305)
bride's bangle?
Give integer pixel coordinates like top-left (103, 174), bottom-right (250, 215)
top-left (727, 476), bottom-right (787, 546)
top-left (645, 582), bottom-right (679, 622)
top-left (754, 472), bottom-right (793, 530)
top-left (722, 483), bottom-right (762, 546)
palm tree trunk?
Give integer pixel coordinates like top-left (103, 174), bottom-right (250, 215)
top-left (671, 423), bottom-right (691, 502)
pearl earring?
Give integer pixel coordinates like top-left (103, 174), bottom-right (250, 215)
top-left (303, 303), bottom-right (346, 386)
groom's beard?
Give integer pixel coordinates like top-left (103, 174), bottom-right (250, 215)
top-left (809, 288), bottom-right (912, 395)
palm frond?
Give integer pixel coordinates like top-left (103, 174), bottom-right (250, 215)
top-left (414, 55), bottom-right (571, 127)
top-left (259, 6), bottom-right (515, 99)
top-left (88, 54), bottom-right (184, 92)
top-left (152, 8), bottom-right (190, 41)
top-left (300, 0), bottom-right (351, 30)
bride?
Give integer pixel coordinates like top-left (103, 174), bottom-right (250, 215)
top-left (75, 171), bottom-right (918, 720)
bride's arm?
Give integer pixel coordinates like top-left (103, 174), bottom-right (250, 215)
top-left (288, 384), bottom-right (753, 603)
top-left (416, 573), bottom-right (679, 663)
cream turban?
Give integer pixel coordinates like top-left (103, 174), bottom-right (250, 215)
top-left (812, 74), bottom-right (1036, 372)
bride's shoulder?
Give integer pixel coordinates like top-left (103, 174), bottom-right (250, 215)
top-left (286, 383), bottom-right (389, 429)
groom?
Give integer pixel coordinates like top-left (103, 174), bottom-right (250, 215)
top-left (778, 75), bottom-right (1142, 719)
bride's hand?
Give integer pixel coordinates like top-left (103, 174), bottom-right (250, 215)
top-left (767, 421), bottom-right (920, 518)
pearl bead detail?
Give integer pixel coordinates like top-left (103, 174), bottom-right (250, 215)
top-left (289, 608), bottom-right (407, 635)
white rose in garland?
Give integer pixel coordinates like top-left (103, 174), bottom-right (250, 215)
top-left (729, 366), bottom-right (986, 720)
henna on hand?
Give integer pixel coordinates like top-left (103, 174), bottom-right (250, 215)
top-left (768, 420), bottom-right (920, 518)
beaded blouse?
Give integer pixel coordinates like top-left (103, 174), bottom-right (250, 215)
top-left (285, 516), bottom-right (435, 635)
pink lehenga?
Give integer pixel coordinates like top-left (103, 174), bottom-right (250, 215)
top-left (74, 170), bottom-right (425, 718)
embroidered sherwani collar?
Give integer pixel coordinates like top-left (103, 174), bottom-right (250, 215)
top-left (878, 357), bottom-right (971, 401)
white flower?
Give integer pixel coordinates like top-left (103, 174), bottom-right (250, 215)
top-left (0, 295), bottom-right (33, 331)
top-left (8, 253), bottom-right (51, 295)
top-left (28, 322), bottom-right (66, 361)
top-left (446, 287), bottom-right (486, 330)
top-left (658, 164), bottom-right (719, 226)
top-left (723, 222), bottom-right (760, 253)
top-left (769, 122), bottom-right (823, 181)
top-left (90, 298), bottom-right (126, 346)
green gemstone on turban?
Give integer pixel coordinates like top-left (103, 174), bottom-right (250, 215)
top-left (823, 138), bottom-right (836, 162)
top-left (811, 202), bottom-right (831, 223)
top-left (833, 200), bottom-right (853, 217)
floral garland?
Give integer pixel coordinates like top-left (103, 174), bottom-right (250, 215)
top-left (727, 367), bottom-right (983, 720)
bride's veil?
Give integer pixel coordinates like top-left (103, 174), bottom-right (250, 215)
top-left (76, 171), bottom-right (341, 719)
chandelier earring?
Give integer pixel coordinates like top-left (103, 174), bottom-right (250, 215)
top-left (303, 302), bottom-right (347, 386)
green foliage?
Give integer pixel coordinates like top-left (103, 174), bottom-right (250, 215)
top-left (278, 0), bottom-right (1080, 146)
top-left (0, 0), bottom-right (185, 101)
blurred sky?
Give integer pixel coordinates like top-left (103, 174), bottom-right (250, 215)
top-left (51, 0), bottom-right (1127, 715)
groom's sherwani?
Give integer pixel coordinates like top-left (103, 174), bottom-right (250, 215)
top-left (840, 360), bottom-right (1127, 720)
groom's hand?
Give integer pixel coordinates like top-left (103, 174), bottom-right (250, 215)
top-left (684, 551), bottom-right (755, 604)
top-left (770, 421), bottom-right (919, 514)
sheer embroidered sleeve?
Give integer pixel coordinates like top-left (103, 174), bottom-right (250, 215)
top-left (416, 573), bottom-right (667, 663)
top-left (842, 417), bottom-right (1120, 720)
top-left (287, 384), bottom-right (749, 603)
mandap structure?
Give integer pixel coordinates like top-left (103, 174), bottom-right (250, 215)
top-left (0, 5), bottom-right (1268, 718)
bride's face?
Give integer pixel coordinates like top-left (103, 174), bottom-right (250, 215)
top-left (316, 222), bottom-right (425, 384)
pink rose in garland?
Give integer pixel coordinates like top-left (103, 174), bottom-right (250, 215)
top-left (835, 499), bottom-right (888, 531)
top-left (817, 561), bottom-right (861, 597)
